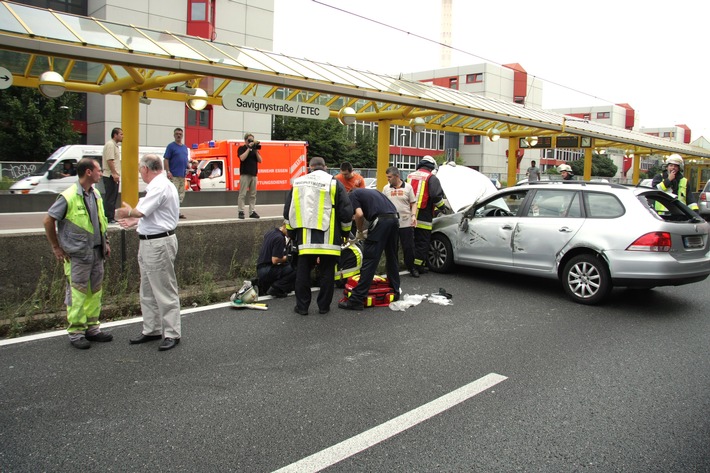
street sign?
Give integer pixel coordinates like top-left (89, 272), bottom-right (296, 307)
top-left (222, 94), bottom-right (330, 120)
top-left (0, 66), bottom-right (13, 89)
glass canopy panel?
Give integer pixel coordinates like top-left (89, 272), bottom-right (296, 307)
top-left (57, 15), bottom-right (125, 48)
top-left (233, 48), bottom-right (300, 76)
top-left (308, 62), bottom-right (363, 87)
top-left (138, 29), bottom-right (207, 61)
top-left (349, 70), bottom-right (403, 93)
top-left (96, 22), bottom-right (167, 55)
top-left (71, 61), bottom-right (105, 83)
top-left (220, 45), bottom-right (277, 72)
top-left (319, 64), bottom-right (385, 90)
top-left (178, 37), bottom-right (242, 66)
top-left (8, 4), bottom-right (78, 42)
top-left (219, 80), bottom-right (251, 95)
top-left (0, 3), bottom-right (26, 33)
top-left (261, 55), bottom-right (332, 82)
top-left (294, 61), bottom-right (354, 85)
top-left (0, 50), bottom-right (29, 74)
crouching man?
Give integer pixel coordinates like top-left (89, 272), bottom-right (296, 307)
top-left (256, 223), bottom-right (296, 298)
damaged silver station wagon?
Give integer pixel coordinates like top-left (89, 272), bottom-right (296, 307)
top-left (429, 177), bottom-right (710, 305)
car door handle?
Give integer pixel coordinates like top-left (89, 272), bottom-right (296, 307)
top-left (559, 227), bottom-right (573, 233)
top-left (502, 224), bottom-right (513, 230)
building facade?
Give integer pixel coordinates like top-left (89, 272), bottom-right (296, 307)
top-left (15, 0), bottom-right (275, 149)
top-left (402, 62), bottom-right (543, 178)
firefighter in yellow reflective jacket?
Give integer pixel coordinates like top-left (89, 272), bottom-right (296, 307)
top-left (43, 158), bottom-right (113, 350)
top-left (407, 156), bottom-right (446, 273)
top-left (652, 154), bottom-right (699, 213)
top-left (284, 156), bottom-right (353, 315)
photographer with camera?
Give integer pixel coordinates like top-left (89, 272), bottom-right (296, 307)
top-left (237, 133), bottom-right (263, 219)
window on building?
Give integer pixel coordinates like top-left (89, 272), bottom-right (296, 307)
top-left (583, 114), bottom-right (591, 120)
top-left (466, 73), bottom-right (483, 84)
top-left (463, 135), bottom-right (481, 145)
top-left (663, 131), bottom-right (674, 138)
top-left (16, 0), bottom-right (87, 14)
top-left (191, 1), bottom-right (207, 21)
top-left (597, 111), bottom-right (610, 119)
top-left (449, 77), bottom-right (458, 89)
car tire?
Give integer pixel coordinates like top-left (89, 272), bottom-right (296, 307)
top-left (561, 254), bottom-right (611, 305)
top-left (428, 234), bottom-right (454, 273)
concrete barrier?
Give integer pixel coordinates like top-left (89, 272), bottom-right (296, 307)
top-left (0, 189), bottom-right (288, 213)
top-left (0, 217), bottom-right (280, 306)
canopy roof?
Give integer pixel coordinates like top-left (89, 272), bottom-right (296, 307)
top-left (1, 0), bottom-right (708, 159)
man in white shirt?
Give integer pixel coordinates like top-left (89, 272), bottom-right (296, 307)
top-left (382, 166), bottom-right (419, 277)
top-left (115, 154), bottom-right (182, 351)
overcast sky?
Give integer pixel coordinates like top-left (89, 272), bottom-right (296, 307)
top-left (274, 0), bottom-right (709, 141)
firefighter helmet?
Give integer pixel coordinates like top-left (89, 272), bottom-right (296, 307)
top-left (557, 163), bottom-right (573, 173)
top-left (418, 155), bottom-right (437, 171)
top-left (666, 154), bottom-right (684, 170)
top-left (231, 280), bottom-right (259, 304)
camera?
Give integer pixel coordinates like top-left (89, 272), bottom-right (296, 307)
top-left (248, 139), bottom-right (262, 150)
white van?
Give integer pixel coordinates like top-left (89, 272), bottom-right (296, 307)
top-left (9, 145), bottom-right (165, 194)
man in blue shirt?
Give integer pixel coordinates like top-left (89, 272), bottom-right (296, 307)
top-left (163, 127), bottom-right (189, 219)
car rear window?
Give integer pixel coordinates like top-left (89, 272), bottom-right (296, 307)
top-left (585, 192), bottom-right (624, 218)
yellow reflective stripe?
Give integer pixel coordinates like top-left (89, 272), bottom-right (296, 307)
top-left (293, 186), bottom-right (302, 227)
top-left (416, 221), bottom-right (432, 230)
top-left (299, 248), bottom-right (341, 256)
top-left (328, 180), bottom-right (337, 243)
top-left (317, 186), bottom-right (325, 229)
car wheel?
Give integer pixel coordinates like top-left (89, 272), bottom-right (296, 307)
top-left (561, 254), bottom-right (611, 305)
top-left (429, 234), bottom-right (454, 273)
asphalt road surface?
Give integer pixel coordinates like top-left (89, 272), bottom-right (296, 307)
top-left (1, 268), bottom-right (709, 472)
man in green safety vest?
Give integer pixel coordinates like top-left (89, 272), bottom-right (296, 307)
top-left (44, 158), bottom-right (112, 350)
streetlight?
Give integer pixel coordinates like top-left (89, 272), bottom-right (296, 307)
top-left (399, 132), bottom-right (406, 163)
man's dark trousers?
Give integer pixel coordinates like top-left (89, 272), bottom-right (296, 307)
top-left (102, 176), bottom-right (118, 221)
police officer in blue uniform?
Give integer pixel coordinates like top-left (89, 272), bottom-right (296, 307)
top-left (339, 188), bottom-right (401, 310)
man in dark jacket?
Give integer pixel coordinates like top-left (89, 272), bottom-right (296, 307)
top-left (407, 156), bottom-right (445, 273)
top-left (338, 188), bottom-right (401, 311)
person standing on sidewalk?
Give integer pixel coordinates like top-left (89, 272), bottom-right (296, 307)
top-left (101, 127), bottom-right (122, 223)
top-left (116, 154), bottom-right (181, 351)
top-left (163, 127), bottom-right (189, 220)
top-left (43, 158), bottom-right (113, 350)
top-left (237, 133), bottom-right (262, 219)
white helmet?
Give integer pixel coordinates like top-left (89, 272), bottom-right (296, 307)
top-left (418, 155), bottom-right (437, 171)
top-left (557, 164), bottom-right (573, 173)
top-left (231, 280), bottom-right (259, 304)
top-left (666, 154), bottom-right (684, 170)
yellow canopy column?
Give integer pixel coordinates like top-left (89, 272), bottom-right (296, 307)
top-left (583, 148), bottom-right (593, 181)
top-left (632, 153), bottom-right (640, 185)
top-left (377, 120), bottom-right (391, 190)
top-left (507, 137), bottom-right (518, 186)
top-left (120, 89), bottom-right (140, 206)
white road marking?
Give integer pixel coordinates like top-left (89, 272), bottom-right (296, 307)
top-left (272, 373), bottom-right (508, 473)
